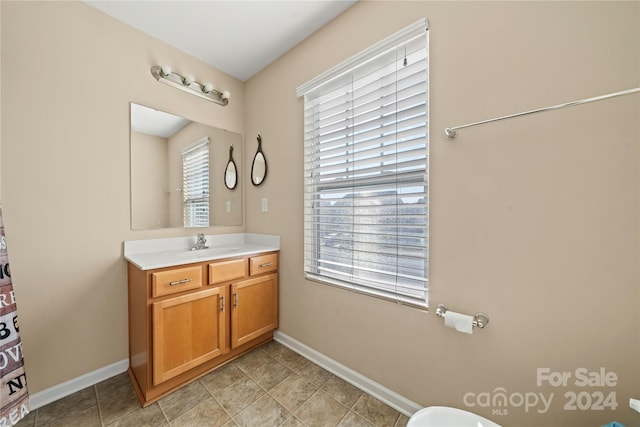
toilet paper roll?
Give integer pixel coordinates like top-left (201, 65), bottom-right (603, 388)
top-left (444, 311), bottom-right (474, 334)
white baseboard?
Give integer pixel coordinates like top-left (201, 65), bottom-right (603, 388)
top-left (273, 331), bottom-right (421, 417)
top-left (29, 359), bottom-right (129, 410)
top-left (29, 334), bottom-right (422, 416)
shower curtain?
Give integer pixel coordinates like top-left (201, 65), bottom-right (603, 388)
top-left (0, 207), bottom-right (29, 425)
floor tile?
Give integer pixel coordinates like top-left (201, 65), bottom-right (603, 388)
top-left (15, 409), bottom-right (36, 427)
top-left (214, 377), bottom-right (265, 416)
top-left (28, 340), bottom-right (412, 427)
top-left (36, 386), bottom-right (98, 427)
top-left (105, 403), bottom-right (168, 427)
top-left (395, 414), bottom-right (410, 427)
top-left (293, 391), bottom-right (349, 427)
top-left (169, 397), bottom-right (230, 427)
top-left (271, 346), bottom-right (308, 371)
top-left (96, 373), bottom-right (139, 425)
top-left (296, 361), bottom-right (333, 387)
top-left (270, 374), bottom-right (318, 412)
top-left (280, 415), bottom-right (307, 427)
top-left (338, 411), bottom-right (374, 427)
top-left (279, 415), bottom-right (306, 427)
top-left (351, 394), bottom-right (400, 427)
top-left (232, 349), bottom-right (272, 374)
top-left (158, 380), bottom-right (211, 421)
top-left (38, 404), bottom-right (102, 427)
top-left (259, 340), bottom-right (287, 359)
top-left (321, 376), bottom-right (363, 408)
top-left (233, 394), bottom-right (290, 427)
top-left (200, 363), bottom-right (247, 396)
top-left (247, 358), bottom-right (291, 391)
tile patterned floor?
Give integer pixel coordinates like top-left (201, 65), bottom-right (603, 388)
top-left (16, 340), bottom-right (410, 427)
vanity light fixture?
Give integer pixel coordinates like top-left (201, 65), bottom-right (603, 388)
top-left (150, 65), bottom-right (230, 106)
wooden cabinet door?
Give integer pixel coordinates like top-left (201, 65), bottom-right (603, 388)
top-left (152, 287), bottom-right (227, 385)
top-left (231, 273), bottom-right (278, 349)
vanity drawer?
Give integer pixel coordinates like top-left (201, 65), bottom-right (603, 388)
top-left (209, 258), bottom-right (246, 285)
top-left (249, 253), bottom-right (278, 276)
top-left (152, 266), bottom-right (203, 297)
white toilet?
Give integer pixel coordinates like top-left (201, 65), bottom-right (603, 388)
top-left (407, 406), bottom-right (502, 427)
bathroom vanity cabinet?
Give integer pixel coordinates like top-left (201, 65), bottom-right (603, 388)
top-left (127, 251), bottom-right (279, 406)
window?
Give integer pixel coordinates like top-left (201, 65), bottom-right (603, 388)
top-left (182, 137), bottom-right (210, 227)
top-left (297, 19), bottom-right (429, 308)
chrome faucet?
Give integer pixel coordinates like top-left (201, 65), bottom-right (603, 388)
top-left (191, 233), bottom-right (209, 251)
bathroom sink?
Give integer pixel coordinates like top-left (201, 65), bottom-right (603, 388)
top-left (155, 247), bottom-right (239, 263)
top-left (180, 246), bottom-right (238, 258)
top-left (124, 233), bottom-right (280, 270)
top-left (191, 247), bottom-right (238, 255)
top-left (407, 406), bottom-right (501, 427)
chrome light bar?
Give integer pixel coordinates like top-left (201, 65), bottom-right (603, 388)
top-left (150, 65), bottom-right (230, 106)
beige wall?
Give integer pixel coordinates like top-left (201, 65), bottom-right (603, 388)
top-left (1, 1), bottom-right (639, 425)
top-left (1, 1), bottom-right (245, 393)
top-left (245, 1), bottom-right (640, 425)
top-left (131, 131), bottom-right (169, 229)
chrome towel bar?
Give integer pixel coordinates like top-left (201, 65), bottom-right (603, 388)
top-left (444, 87), bottom-right (640, 139)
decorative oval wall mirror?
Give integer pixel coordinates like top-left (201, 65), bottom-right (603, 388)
top-left (224, 146), bottom-right (238, 190)
top-left (251, 133), bottom-right (267, 186)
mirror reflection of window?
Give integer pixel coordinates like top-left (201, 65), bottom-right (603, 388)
top-left (182, 137), bottom-right (209, 227)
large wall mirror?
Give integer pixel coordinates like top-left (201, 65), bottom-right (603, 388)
top-left (130, 103), bottom-right (242, 230)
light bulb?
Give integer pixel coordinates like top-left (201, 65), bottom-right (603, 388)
top-left (160, 65), bottom-right (172, 77)
top-left (182, 75), bottom-right (195, 86)
top-left (203, 83), bottom-right (213, 94)
top-left (221, 90), bottom-right (231, 100)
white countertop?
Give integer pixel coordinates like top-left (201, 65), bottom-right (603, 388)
top-left (124, 233), bottom-right (280, 270)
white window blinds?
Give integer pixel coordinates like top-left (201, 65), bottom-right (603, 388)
top-left (298, 19), bottom-right (429, 308)
top-left (182, 137), bottom-right (210, 228)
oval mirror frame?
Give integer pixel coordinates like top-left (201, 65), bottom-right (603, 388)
top-left (251, 134), bottom-right (267, 186)
top-left (224, 146), bottom-right (238, 190)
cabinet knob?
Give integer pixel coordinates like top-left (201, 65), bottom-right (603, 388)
top-left (169, 278), bottom-right (192, 286)
top-left (233, 293), bottom-right (238, 308)
top-left (220, 296), bottom-right (225, 313)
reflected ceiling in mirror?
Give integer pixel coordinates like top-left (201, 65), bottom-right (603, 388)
top-left (130, 103), bottom-right (242, 230)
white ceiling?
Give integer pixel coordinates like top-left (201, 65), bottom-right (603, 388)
top-left (85, 0), bottom-right (356, 82)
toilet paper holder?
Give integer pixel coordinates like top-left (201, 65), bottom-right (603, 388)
top-left (435, 304), bottom-right (489, 329)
